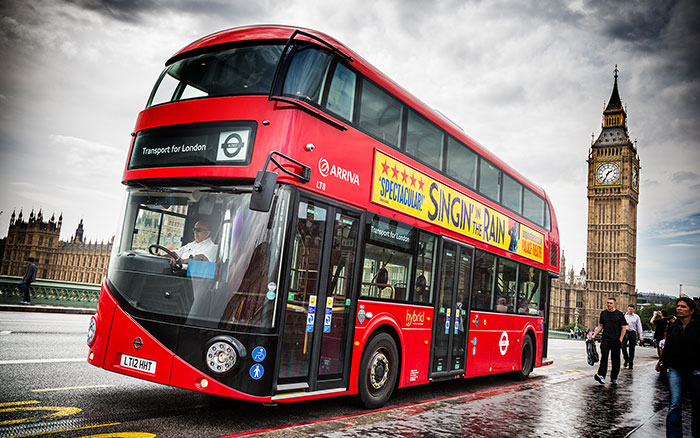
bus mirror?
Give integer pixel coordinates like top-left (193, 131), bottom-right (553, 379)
top-left (250, 170), bottom-right (278, 212)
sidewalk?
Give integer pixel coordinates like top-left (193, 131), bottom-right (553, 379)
top-left (0, 303), bottom-right (95, 315)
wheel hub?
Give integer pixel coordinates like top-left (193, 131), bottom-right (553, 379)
top-left (370, 352), bottom-right (389, 390)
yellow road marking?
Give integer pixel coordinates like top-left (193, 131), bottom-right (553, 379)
top-left (5, 422), bottom-right (121, 438)
top-left (31, 385), bottom-right (115, 393)
top-left (0, 406), bottom-right (82, 425)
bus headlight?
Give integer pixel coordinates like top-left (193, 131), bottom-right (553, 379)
top-left (87, 316), bottom-right (97, 346)
top-left (204, 336), bottom-right (246, 375)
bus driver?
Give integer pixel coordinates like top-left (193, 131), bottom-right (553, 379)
top-left (171, 219), bottom-right (218, 263)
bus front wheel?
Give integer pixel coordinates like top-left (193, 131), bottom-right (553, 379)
top-left (513, 335), bottom-right (534, 381)
top-left (358, 332), bottom-right (398, 409)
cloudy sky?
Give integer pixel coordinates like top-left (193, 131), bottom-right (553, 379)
top-left (1, 0), bottom-right (698, 298)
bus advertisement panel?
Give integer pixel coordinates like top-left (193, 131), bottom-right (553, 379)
top-left (371, 149), bottom-right (544, 263)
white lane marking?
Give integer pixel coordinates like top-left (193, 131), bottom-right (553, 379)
top-left (0, 358), bottom-right (85, 365)
top-left (31, 384), bottom-right (115, 392)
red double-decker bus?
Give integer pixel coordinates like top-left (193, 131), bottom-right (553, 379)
top-left (87, 25), bottom-right (559, 408)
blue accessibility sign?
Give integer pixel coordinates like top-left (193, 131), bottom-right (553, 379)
top-left (252, 346), bottom-right (266, 362)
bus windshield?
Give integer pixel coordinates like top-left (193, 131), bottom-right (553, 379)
top-left (108, 185), bottom-right (291, 329)
top-left (148, 44), bottom-right (284, 107)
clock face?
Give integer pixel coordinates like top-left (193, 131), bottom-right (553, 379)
top-left (633, 167), bottom-right (638, 188)
top-left (596, 162), bottom-right (620, 185)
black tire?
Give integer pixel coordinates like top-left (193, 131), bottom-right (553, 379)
top-left (358, 332), bottom-right (399, 409)
top-left (513, 335), bottom-right (534, 381)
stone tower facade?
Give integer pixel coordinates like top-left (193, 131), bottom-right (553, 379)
top-left (549, 67), bottom-right (640, 331)
top-left (586, 66), bottom-right (639, 310)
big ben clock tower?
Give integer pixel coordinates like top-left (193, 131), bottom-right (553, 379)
top-left (586, 66), bottom-right (640, 309)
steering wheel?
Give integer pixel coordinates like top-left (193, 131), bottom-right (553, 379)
top-left (148, 244), bottom-right (183, 271)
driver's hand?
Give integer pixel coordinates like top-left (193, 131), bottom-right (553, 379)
top-left (193, 254), bottom-right (209, 261)
top-left (169, 256), bottom-right (181, 264)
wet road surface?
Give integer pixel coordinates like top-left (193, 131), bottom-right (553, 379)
top-left (231, 340), bottom-right (693, 438)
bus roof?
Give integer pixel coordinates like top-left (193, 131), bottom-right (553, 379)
top-left (168, 24), bottom-right (549, 201)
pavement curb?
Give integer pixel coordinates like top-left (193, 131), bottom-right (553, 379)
top-left (0, 304), bottom-right (95, 315)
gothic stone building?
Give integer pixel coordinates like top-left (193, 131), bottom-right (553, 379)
top-left (0, 209), bottom-right (112, 284)
top-left (550, 67), bottom-right (640, 331)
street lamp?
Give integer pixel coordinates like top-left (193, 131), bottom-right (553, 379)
top-left (574, 308), bottom-right (580, 338)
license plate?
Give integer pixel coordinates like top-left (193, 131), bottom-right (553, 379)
top-left (120, 354), bottom-right (157, 374)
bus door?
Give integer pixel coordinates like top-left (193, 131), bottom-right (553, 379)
top-left (276, 197), bottom-right (361, 395)
top-left (430, 240), bottom-right (473, 377)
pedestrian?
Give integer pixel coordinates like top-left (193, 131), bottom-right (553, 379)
top-left (622, 304), bottom-right (644, 369)
top-left (590, 296), bottom-right (628, 385)
top-left (18, 257), bottom-right (37, 305)
top-left (652, 309), bottom-right (670, 357)
top-left (657, 297), bottom-right (699, 438)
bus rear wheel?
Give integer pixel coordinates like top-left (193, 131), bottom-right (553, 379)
top-left (513, 335), bottom-right (534, 381)
top-left (358, 332), bottom-right (398, 409)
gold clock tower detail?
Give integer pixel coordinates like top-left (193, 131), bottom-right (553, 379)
top-left (586, 66), bottom-right (639, 309)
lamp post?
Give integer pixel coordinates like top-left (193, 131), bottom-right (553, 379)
top-left (574, 308), bottom-right (580, 338)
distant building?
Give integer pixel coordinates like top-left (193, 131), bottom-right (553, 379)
top-left (0, 208), bottom-right (112, 284)
top-left (636, 292), bottom-right (676, 306)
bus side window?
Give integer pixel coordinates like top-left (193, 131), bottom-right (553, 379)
top-left (471, 250), bottom-right (496, 311)
top-left (413, 232), bottom-right (437, 304)
top-left (494, 258), bottom-right (517, 313)
top-left (361, 243), bottom-right (412, 301)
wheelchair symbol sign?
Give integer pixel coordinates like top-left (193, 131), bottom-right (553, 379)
top-left (252, 346), bottom-right (266, 362)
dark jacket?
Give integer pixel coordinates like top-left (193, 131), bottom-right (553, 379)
top-left (661, 316), bottom-right (700, 374)
top-left (22, 262), bottom-right (37, 284)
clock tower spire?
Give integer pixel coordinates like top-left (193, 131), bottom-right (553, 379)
top-left (586, 66), bottom-right (640, 313)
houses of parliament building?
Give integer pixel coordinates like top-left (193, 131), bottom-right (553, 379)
top-left (549, 67), bottom-right (640, 331)
top-left (0, 209), bottom-right (112, 284)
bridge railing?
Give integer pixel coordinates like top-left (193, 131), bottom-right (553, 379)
top-left (0, 275), bottom-right (100, 308)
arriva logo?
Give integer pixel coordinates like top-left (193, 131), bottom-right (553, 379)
top-left (318, 158), bottom-right (360, 186)
top-left (405, 310), bottom-right (425, 327)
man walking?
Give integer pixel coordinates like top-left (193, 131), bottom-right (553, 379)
top-left (591, 297), bottom-right (628, 385)
top-left (19, 257), bottom-right (37, 305)
top-left (622, 304), bottom-right (644, 369)
top-left (651, 309), bottom-right (670, 357)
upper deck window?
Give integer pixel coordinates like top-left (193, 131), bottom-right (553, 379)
top-left (359, 79), bottom-right (403, 147)
top-left (446, 137), bottom-right (477, 189)
top-left (282, 46), bottom-right (332, 105)
top-left (502, 173), bottom-right (523, 214)
top-left (523, 187), bottom-right (545, 226)
top-left (147, 44), bottom-right (284, 107)
top-left (406, 110), bottom-right (444, 171)
top-left (326, 63), bottom-right (357, 121)
top-left (478, 158), bottom-right (501, 203)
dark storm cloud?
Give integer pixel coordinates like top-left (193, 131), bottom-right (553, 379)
top-left (671, 171), bottom-right (700, 183)
top-left (583, 0), bottom-right (678, 47)
top-left (65, 0), bottom-right (268, 23)
top-left (66, 0), bottom-right (154, 22)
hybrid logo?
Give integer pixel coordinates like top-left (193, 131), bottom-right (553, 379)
top-left (405, 310), bottom-right (425, 327)
top-left (318, 157), bottom-right (360, 186)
